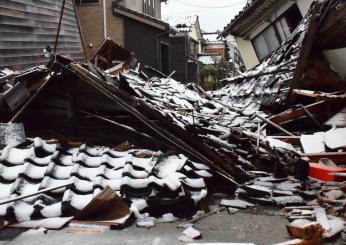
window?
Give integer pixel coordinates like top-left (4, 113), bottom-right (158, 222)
top-left (189, 40), bottom-right (198, 58)
top-left (252, 4), bottom-right (302, 61)
top-left (160, 43), bottom-right (170, 75)
top-left (276, 4), bottom-right (302, 43)
top-left (252, 25), bottom-right (280, 61)
top-left (75, 0), bottom-right (99, 5)
top-left (276, 17), bottom-right (291, 41)
top-left (143, 0), bottom-right (155, 17)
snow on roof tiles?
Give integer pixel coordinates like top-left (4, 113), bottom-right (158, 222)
top-left (162, 15), bottom-right (198, 32)
top-left (0, 138), bottom-right (211, 223)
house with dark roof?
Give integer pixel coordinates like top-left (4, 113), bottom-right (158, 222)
top-left (75, 0), bottom-right (171, 74)
top-left (221, 0), bottom-right (315, 70)
top-left (163, 15), bottom-right (203, 84)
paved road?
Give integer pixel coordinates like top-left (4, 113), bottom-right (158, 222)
top-left (0, 207), bottom-right (343, 245)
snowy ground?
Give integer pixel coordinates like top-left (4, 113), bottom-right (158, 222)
top-left (0, 207), bottom-right (342, 245)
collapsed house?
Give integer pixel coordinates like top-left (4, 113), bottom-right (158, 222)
top-left (216, 0), bottom-right (346, 129)
top-left (0, 0), bottom-right (345, 243)
top-left (0, 38), bottom-right (306, 229)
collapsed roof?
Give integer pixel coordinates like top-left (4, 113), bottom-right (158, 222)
top-left (0, 137), bottom-right (210, 223)
top-left (0, 0), bottom-right (345, 229)
top-left (0, 41), bottom-right (304, 227)
top-left (216, 0), bottom-right (346, 111)
top-left (221, 0), bottom-right (303, 38)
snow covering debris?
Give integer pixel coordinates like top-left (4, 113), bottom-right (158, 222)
top-left (182, 226), bottom-right (201, 239)
top-left (0, 123), bottom-right (25, 148)
top-left (0, 138), bottom-right (212, 223)
top-left (157, 213), bottom-right (178, 223)
top-left (220, 199), bottom-right (255, 209)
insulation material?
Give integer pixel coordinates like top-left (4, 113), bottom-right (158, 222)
top-left (0, 123), bottom-right (25, 148)
top-left (300, 133), bottom-right (325, 153)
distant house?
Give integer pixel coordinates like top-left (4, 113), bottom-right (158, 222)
top-left (199, 32), bottom-right (245, 77)
top-left (221, 0), bottom-right (315, 70)
top-left (198, 32), bottom-right (225, 67)
top-left (75, 0), bottom-right (170, 73)
top-left (226, 36), bottom-right (246, 75)
top-left (163, 16), bottom-right (203, 83)
top-left (201, 32), bottom-right (227, 60)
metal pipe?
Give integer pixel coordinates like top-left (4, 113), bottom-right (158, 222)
top-left (156, 31), bottom-right (169, 73)
top-left (253, 112), bottom-right (295, 136)
top-left (0, 182), bottom-right (73, 205)
top-left (54, 0), bottom-right (66, 53)
top-left (72, 0), bottom-right (88, 61)
top-left (103, 0), bottom-right (107, 39)
top-left (257, 123), bottom-right (261, 150)
top-left (79, 109), bottom-right (171, 147)
top-left (167, 70), bottom-right (176, 79)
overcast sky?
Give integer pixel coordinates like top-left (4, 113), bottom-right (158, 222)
top-left (161, 0), bottom-right (247, 32)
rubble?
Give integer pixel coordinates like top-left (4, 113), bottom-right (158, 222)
top-left (177, 207), bottom-right (225, 229)
top-left (0, 137), bottom-right (211, 228)
top-left (180, 226), bottom-right (202, 240)
top-left (0, 0), bottom-right (344, 244)
top-left (219, 199), bottom-right (255, 209)
top-left (286, 219), bottom-right (324, 240)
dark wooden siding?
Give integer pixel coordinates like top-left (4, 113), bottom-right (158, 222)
top-left (170, 36), bottom-right (188, 83)
top-left (187, 61), bottom-right (198, 84)
top-left (124, 17), bottom-right (170, 72)
top-left (0, 0), bottom-right (85, 70)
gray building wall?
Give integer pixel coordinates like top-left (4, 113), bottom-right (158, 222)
top-left (0, 0), bottom-right (85, 70)
top-left (170, 35), bottom-right (199, 84)
top-left (124, 16), bottom-right (170, 72)
top-left (170, 36), bottom-right (187, 83)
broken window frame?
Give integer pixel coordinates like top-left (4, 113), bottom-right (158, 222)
top-left (252, 25), bottom-right (280, 61)
top-left (188, 39), bottom-right (199, 59)
top-left (143, 0), bottom-right (155, 17)
top-left (252, 3), bottom-right (303, 61)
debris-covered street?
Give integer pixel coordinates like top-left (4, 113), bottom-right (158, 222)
top-left (0, 207), bottom-right (290, 245)
top-left (0, 206), bottom-right (343, 245)
top-left (0, 0), bottom-right (345, 244)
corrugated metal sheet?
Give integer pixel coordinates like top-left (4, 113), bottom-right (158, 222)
top-left (0, 0), bottom-right (86, 70)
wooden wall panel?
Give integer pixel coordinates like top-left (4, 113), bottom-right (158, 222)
top-left (0, 0), bottom-right (85, 70)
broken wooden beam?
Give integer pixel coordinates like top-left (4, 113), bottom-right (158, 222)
top-left (252, 112), bottom-right (295, 136)
top-left (270, 101), bottom-right (328, 125)
top-left (267, 136), bottom-right (301, 145)
top-left (294, 89), bottom-right (346, 100)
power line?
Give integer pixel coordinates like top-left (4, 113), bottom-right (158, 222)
top-left (173, 0), bottom-right (247, 9)
top-left (165, 7), bottom-right (232, 16)
top-left (163, 1), bottom-right (246, 16)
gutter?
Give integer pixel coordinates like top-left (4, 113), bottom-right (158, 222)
top-left (156, 27), bottom-right (177, 74)
top-left (156, 31), bottom-right (168, 73)
top-left (103, 0), bottom-right (107, 38)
